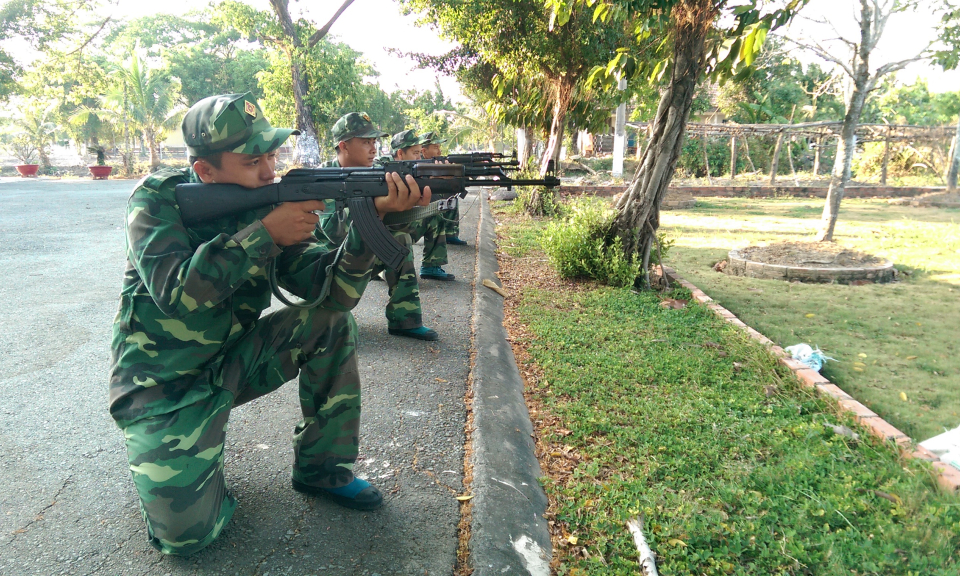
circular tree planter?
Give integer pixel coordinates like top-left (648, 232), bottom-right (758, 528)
top-left (88, 165), bottom-right (113, 180)
top-left (724, 242), bottom-right (896, 284)
top-left (16, 164), bottom-right (40, 177)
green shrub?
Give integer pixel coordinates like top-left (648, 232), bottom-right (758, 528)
top-left (539, 198), bottom-right (641, 287)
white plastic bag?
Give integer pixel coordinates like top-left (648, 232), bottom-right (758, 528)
top-left (784, 343), bottom-right (833, 373)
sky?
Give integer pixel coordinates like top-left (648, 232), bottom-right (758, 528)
top-left (7, 0), bottom-right (959, 102)
top-left (109, 0), bottom-right (465, 101)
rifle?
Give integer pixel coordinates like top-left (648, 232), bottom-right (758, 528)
top-left (174, 162), bottom-right (560, 270)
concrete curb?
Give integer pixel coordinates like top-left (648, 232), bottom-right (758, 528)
top-left (468, 193), bottom-right (552, 575)
top-left (662, 266), bottom-right (960, 493)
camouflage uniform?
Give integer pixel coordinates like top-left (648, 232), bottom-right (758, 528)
top-left (109, 94), bottom-right (378, 556)
top-left (419, 131), bottom-right (461, 243)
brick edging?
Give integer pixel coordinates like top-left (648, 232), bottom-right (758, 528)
top-left (661, 266), bottom-right (960, 493)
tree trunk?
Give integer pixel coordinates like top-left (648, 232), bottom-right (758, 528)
top-left (880, 126), bottom-right (891, 186)
top-left (946, 117), bottom-right (959, 193)
top-left (146, 128), bottom-right (160, 170)
top-left (538, 77), bottom-right (574, 177)
top-left (769, 131), bottom-right (784, 184)
top-left (729, 135), bottom-right (737, 179)
top-left (270, 0), bottom-right (326, 167)
top-left (813, 135), bottom-right (822, 175)
top-left (517, 126), bottom-right (533, 170)
top-left (742, 136), bottom-right (756, 172)
top-left (612, 0), bottom-right (713, 273)
top-left (817, 86), bottom-right (868, 241)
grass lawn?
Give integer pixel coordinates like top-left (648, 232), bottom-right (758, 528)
top-left (660, 198), bottom-right (960, 442)
top-left (493, 207), bottom-right (960, 575)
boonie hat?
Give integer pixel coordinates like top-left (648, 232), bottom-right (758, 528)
top-left (391, 129), bottom-right (421, 151)
top-left (331, 112), bottom-right (389, 144)
top-left (182, 92), bottom-right (297, 158)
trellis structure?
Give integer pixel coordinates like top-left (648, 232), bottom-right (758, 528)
top-left (626, 121), bottom-right (957, 185)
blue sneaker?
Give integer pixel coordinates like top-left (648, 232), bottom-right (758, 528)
top-left (388, 326), bottom-right (439, 341)
top-left (292, 477), bottom-right (383, 510)
top-left (446, 236), bottom-right (468, 246)
top-left (420, 265), bottom-right (455, 281)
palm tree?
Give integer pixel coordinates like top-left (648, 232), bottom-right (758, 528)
top-left (13, 102), bottom-right (59, 168)
top-left (114, 50), bottom-right (185, 170)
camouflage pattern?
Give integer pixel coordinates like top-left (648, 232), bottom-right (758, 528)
top-left (330, 112), bottom-right (388, 144)
top-left (375, 216), bottom-right (447, 329)
top-left (110, 167), bottom-right (377, 555)
top-left (418, 131), bottom-right (447, 145)
top-left (182, 93), bottom-right (298, 158)
top-left (390, 129), bottom-right (420, 152)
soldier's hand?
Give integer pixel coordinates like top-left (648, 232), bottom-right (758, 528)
top-left (261, 200), bottom-right (325, 246)
top-left (375, 172), bottom-right (432, 218)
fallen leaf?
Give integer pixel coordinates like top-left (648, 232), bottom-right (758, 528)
top-left (668, 538), bottom-right (687, 548)
top-left (660, 298), bottom-right (687, 309)
top-left (853, 367), bottom-right (864, 372)
top-left (853, 362), bottom-right (866, 367)
top-left (456, 494), bottom-right (474, 501)
top-left (906, 356), bottom-right (917, 360)
top-left (899, 392), bottom-right (908, 402)
top-left (805, 313), bottom-right (816, 318)
top-left (567, 535), bottom-right (579, 545)
top-left (482, 278), bottom-right (508, 297)
top-left (858, 353), bottom-right (867, 358)
top-left (435, 378), bottom-right (448, 383)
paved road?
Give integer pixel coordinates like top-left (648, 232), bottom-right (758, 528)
top-left (0, 177), bottom-right (483, 576)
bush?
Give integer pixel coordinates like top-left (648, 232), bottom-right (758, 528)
top-left (539, 198), bottom-right (641, 287)
top-left (851, 141), bottom-right (946, 180)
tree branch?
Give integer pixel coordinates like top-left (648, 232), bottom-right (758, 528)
top-left (787, 37), bottom-right (856, 78)
top-left (65, 14), bottom-right (112, 56)
top-left (308, 0), bottom-right (356, 48)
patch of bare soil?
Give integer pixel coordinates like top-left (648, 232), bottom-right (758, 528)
top-left (923, 192), bottom-right (960, 203)
top-left (739, 241), bottom-right (887, 268)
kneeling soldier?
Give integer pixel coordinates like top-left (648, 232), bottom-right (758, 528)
top-left (109, 94), bottom-right (427, 555)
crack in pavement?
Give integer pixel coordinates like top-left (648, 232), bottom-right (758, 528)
top-left (9, 474), bottom-right (73, 540)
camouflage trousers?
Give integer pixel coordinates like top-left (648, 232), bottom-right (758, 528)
top-left (375, 214), bottom-right (448, 330)
top-left (121, 305), bottom-right (361, 556)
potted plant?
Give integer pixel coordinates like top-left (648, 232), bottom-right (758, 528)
top-left (87, 145), bottom-right (113, 179)
top-left (7, 134), bottom-right (40, 177)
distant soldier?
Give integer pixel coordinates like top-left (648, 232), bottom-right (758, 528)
top-left (109, 96), bottom-right (427, 555)
top-left (419, 131), bottom-right (467, 246)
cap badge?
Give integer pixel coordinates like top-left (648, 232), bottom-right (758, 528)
top-left (361, 113), bottom-right (372, 122)
top-left (244, 100), bottom-right (257, 117)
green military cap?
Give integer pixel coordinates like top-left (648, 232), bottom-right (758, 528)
top-left (182, 92), bottom-right (297, 158)
top-left (418, 131), bottom-right (447, 145)
top-left (390, 129), bottom-right (422, 151)
top-left (331, 112), bottom-right (389, 144)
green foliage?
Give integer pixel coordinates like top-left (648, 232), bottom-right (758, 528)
top-left (540, 197), bottom-right (641, 287)
top-left (862, 79), bottom-right (960, 125)
top-left (851, 141), bottom-right (948, 179)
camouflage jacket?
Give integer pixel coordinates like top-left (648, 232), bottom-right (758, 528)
top-left (109, 168), bottom-right (375, 427)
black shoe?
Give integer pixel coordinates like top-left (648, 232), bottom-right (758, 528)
top-left (387, 326), bottom-right (439, 341)
top-left (446, 236), bottom-right (468, 246)
top-left (292, 478), bottom-right (383, 510)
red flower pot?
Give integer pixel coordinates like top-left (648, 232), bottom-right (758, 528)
top-left (89, 165), bottom-right (113, 180)
top-left (16, 164), bottom-right (39, 177)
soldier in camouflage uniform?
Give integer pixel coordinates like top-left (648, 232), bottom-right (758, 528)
top-left (389, 130), bottom-right (454, 284)
top-left (109, 94), bottom-right (427, 556)
top-left (319, 119), bottom-right (441, 341)
top-left (420, 131), bottom-right (467, 247)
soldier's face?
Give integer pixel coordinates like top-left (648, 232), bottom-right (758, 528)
top-left (395, 145), bottom-right (422, 161)
top-left (421, 144), bottom-right (441, 159)
top-left (339, 137), bottom-right (377, 167)
top-left (196, 151), bottom-right (278, 188)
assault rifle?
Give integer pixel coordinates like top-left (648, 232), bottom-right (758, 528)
top-left (175, 162), bottom-right (559, 269)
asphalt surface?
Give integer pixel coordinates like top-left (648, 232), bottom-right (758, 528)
top-left (0, 177), bottom-right (496, 575)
